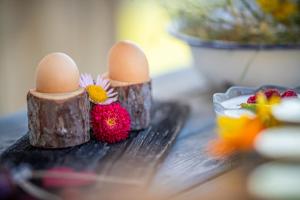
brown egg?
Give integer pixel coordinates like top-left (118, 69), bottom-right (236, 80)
top-left (35, 52), bottom-right (80, 93)
top-left (108, 40), bottom-right (150, 84)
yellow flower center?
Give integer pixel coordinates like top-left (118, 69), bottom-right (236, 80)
top-left (86, 85), bottom-right (108, 103)
top-left (106, 118), bottom-right (116, 127)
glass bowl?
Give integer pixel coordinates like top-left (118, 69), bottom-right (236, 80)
top-left (213, 85), bottom-right (300, 117)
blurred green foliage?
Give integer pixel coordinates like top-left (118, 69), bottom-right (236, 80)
top-left (161, 0), bottom-right (300, 44)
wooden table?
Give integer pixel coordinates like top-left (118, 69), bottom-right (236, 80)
top-left (0, 68), bottom-right (255, 200)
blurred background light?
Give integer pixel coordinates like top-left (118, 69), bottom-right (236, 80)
top-left (116, 0), bottom-right (191, 76)
top-left (0, 0), bottom-right (191, 115)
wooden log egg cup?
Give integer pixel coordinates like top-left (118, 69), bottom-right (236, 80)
top-left (27, 89), bottom-right (90, 148)
top-left (107, 41), bottom-right (153, 131)
top-left (27, 53), bottom-right (90, 148)
top-left (112, 80), bottom-right (152, 130)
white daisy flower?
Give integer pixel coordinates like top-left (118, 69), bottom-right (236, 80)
top-left (79, 73), bottom-right (118, 105)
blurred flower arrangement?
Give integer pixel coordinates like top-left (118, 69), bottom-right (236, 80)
top-left (208, 89), bottom-right (297, 158)
top-left (162, 0), bottom-right (300, 44)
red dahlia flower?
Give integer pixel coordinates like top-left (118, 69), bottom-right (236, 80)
top-left (91, 103), bottom-right (131, 143)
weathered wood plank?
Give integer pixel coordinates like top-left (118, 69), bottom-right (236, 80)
top-left (96, 102), bottom-right (187, 183)
top-left (0, 111), bottom-right (28, 154)
top-left (0, 68), bottom-right (238, 200)
top-left (0, 102), bottom-right (189, 188)
top-left (149, 93), bottom-right (239, 198)
top-left (0, 135), bottom-right (110, 170)
top-left (150, 127), bottom-right (238, 198)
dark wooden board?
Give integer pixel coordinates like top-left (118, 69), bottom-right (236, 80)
top-left (149, 94), bottom-right (239, 198)
top-left (0, 69), bottom-right (240, 200)
top-left (0, 102), bottom-right (189, 189)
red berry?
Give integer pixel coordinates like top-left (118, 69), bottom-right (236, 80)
top-left (264, 89), bottom-right (280, 99)
top-left (247, 95), bottom-right (256, 104)
top-left (281, 89), bottom-right (298, 98)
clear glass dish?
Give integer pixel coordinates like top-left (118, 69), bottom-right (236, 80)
top-left (213, 85), bottom-right (300, 117)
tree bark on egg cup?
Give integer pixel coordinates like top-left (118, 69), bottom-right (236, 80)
top-left (108, 78), bottom-right (152, 131)
top-left (27, 88), bottom-right (90, 148)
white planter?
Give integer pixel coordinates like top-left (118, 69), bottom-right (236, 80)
top-left (191, 47), bottom-right (300, 88)
top-left (170, 23), bottom-right (300, 88)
